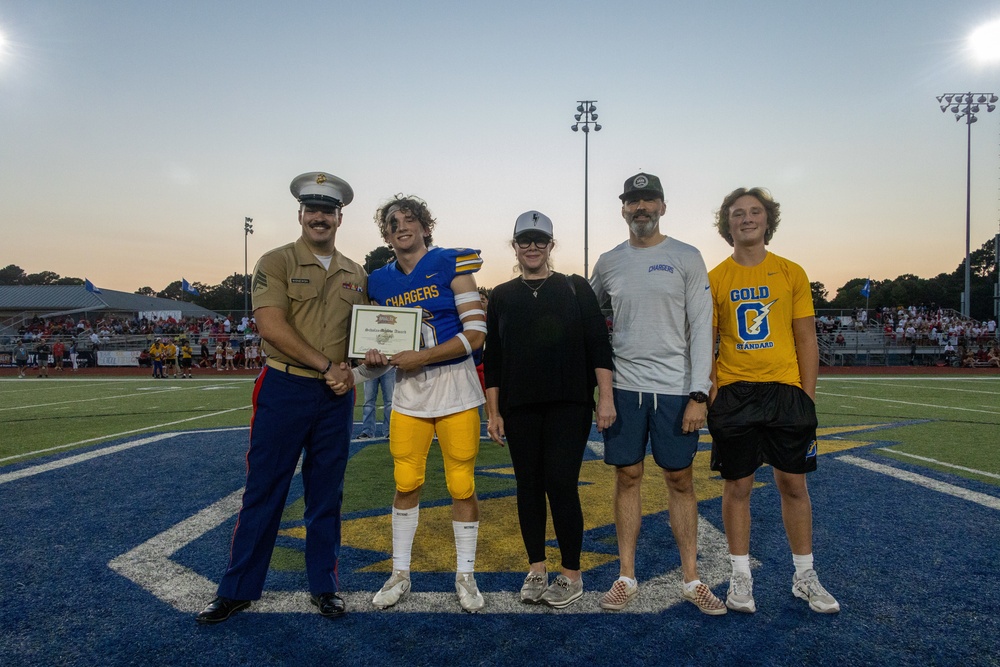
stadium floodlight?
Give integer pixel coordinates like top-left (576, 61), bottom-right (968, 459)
top-left (243, 217), bottom-right (254, 315)
top-left (937, 91), bottom-right (997, 318)
top-left (572, 100), bottom-right (602, 279)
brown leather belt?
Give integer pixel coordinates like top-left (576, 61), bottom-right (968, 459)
top-left (265, 358), bottom-right (325, 379)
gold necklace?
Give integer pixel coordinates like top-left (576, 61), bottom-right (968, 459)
top-left (520, 273), bottom-right (551, 298)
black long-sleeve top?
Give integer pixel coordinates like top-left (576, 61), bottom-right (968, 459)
top-left (483, 272), bottom-right (613, 415)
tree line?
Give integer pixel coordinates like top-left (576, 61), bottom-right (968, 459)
top-left (4, 236), bottom-right (997, 319)
top-left (808, 237), bottom-right (998, 320)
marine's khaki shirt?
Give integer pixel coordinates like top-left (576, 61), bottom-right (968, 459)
top-left (251, 237), bottom-right (368, 366)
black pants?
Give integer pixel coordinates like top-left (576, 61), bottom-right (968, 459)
top-left (503, 401), bottom-right (592, 570)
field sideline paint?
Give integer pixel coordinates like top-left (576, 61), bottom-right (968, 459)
top-left (880, 448), bottom-right (1000, 480)
top-left (818, 391), bottom-right (1000, 416)
top-left (0, 408), bottom-right (250, 466)
top-left (838, 455), bottom-right (1000, 510)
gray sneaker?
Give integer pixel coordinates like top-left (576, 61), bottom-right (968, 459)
top-left (520, 571), bottom-right (547, 603)
top-left (455, 573), bottom-right (485, 612)
top-left (372, 570), bottom-right (410, 609)
top-left (540, 574), bottom-right (583, 609)
top-left (726, 572), bottom-right (756, 613)
top-left (792, 569), bottom-right (840, 613)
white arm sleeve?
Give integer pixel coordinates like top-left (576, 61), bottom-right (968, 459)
top-left (351, 363), bottom-right (392, 386)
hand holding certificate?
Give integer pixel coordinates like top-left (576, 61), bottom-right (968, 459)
top-left (348, 305), bottom-right (422, 358)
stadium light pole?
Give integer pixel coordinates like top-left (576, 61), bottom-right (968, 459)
top-left (936, 92), bottom-right (997, 318)
top-left (243, 217), bottom-right (254, 316)
top-left (571, 101), bottom-right (601, 279)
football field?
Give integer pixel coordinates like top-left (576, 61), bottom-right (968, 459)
top-left (1, 372), bottom-right (998, 666)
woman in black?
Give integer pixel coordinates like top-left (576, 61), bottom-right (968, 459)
top-left (483, 211), bottom-right (615, 609)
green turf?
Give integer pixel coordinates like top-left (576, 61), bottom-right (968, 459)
top-left (3, 374), bottom-right (998, 489)
top-left (815, 376), bottom-right (1000, 483)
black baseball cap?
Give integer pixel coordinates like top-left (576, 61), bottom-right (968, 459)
top-left (620, 172), bottom-right (664, 201)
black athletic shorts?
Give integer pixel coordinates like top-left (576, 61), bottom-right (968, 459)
top-left (708, 382), bottom-right (817, 480)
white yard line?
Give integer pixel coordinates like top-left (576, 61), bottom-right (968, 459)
top-left (837, 455), bottom-right (1000, 511)
top-left (817, 391), bottom-right (1000, 416)
top-left (0, 408), bottom-right (250, 466)
top-left (879, 448), bottom-right (1000, 480)
top-left (0, 387), bottom-right (186, 411)
top-left (821, 379), bottom-right (1000, 396)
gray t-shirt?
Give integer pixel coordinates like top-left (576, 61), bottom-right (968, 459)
top-left (590, 235), bottom-right (712, 395)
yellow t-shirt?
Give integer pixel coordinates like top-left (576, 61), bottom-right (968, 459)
top-left (709, 252), bottom-right (814, 387)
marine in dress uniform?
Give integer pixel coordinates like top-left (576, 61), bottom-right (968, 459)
top-left (197, 172), bottom-right (366, 623)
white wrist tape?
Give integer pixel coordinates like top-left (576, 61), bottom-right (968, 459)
top-left (455, 332), bottom-right (473, 356)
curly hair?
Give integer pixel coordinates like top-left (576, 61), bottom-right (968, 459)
top-left (374, 194), bottom-right (435, 247)
top-left (715, 187), bottom-right (780, 247)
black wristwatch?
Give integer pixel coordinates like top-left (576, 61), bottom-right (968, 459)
top-left (689, 391), bottom-right (709, 404)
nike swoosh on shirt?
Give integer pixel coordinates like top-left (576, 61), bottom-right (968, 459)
top-left (426, 273), bottom-right (438, 279)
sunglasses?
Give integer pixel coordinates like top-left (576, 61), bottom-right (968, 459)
top-left (515, 236), bottom-right (552, 249)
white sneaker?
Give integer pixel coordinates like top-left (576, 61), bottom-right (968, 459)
top-left (726, 572), bottom-right (756, 613)
top-left (372, 570), bottom-right (410, 609)
top-left (792, 569), bottom-right (840, 613)
top-left (455, 573), bottom-right (485, 612)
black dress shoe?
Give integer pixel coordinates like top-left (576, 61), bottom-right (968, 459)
top-left (310, 592), bottom-right (346, 617)
top-left (196, 596), bottom-right (251, 624)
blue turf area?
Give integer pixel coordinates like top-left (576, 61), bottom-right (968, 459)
top-left (0, 426), bottom-right (997, 666)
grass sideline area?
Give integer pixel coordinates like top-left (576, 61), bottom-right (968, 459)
top-left (1, 371), bottom-right (999, 666)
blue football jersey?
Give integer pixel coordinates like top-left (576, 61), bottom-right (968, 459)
top-left (368, 247), bottom-right (482, 367)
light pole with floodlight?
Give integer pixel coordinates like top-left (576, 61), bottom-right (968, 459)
top-left (571, 101), bottom-right (601, 279)
top-left (936, 92), bottom-right (997, 318)
top-left (243, 217), bottom-right (254, 315)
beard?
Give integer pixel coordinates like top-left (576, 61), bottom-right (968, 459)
top-left (626, 213), bottom-right (659, 239)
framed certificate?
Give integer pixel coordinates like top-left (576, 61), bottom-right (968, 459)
top-left (348, 305), bottom-right (423, 358)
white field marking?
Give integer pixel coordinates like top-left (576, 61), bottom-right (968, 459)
top-left (0, 427), bottom-right (249, 484)
top-left (585, 439), bottom-right (605, 458)
top-left (837, 455), bottom-right (1000, 511)
top-left (0, 407), bottom-right (250, 465)
top-left (822, 379), bottom-right (1000, 396)
top-left (820, 377), bottom-right (999, 382)
top-left (110, 487), bottom-right (737, 615)
top-left (880, 448), bottom-right (1000, 480)
top-left (817, 391), bottom-right (1000, 416)
top-left (1, 386), bottom-right (195, 412)
top-left (0, 381), bottom-right (117, 393)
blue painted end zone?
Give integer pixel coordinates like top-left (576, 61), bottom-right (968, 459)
top-left (0, 428), bottom-right (997, 666)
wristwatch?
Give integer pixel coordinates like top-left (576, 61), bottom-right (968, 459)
top-left (689, 391), bottom-right (709, 404)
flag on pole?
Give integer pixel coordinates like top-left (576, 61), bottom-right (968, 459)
top-left (85, 279), bottom-right (102, 294)
top-left (860, 279), bottom-right (871, 298)
top-left (181, 278), bottom-right (200, 296)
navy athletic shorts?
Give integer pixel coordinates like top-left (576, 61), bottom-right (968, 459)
top-left (603, 388), bottom-right (698, 471)
top-left (708, 382), bottom-right (817, 480)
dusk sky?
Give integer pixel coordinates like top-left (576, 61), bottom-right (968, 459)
top-left (2, 1), bottom-right (999, 299)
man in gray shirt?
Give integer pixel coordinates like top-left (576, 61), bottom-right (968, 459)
top-left (590, 172), bottom-right (724, 615)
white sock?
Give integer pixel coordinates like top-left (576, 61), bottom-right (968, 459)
top-left (683, 579), bottom-right (703, 592)
top-left (792, 552), bottom-right (814, 577)
top-left (391, 505), bottom-right (419, 572)
top-left (730, 554), bottom-right (751, 577)
top-left (453, 520), bottom-right (479, 574)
